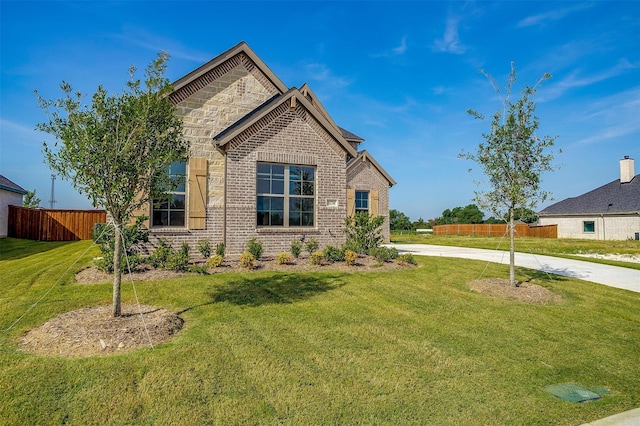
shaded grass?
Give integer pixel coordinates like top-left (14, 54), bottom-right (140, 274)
top-left (1, 239), bottom-right (639, 425)
top-left (391, 232), bottom-right (640, 270)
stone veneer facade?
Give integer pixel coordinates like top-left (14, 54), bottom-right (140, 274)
top-left (147, 56), bottom-right (279, 254)
top-left (141, 43), bottom-right (394, 257)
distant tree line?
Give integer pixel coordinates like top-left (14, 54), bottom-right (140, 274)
top-left (389, 204), bottom-right (538, 231)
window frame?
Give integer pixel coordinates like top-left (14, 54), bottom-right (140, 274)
top-left (256, 162), bottom-right (316, 228)
top-left (151, 162), bottom-right (187, 228)
top-left (583, 220), bottom-right (595, 233)
top-left (355, 190), bottom-right (369, 214)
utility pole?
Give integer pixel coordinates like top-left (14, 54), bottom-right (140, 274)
top-left (48, 174), bottom-right (56, 209)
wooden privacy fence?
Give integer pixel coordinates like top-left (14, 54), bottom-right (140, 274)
top-left (8, 206), bottom-right (106, 241)
top-left (433, 223), bottom-right (557, 238)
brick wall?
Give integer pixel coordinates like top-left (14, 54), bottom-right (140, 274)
top-left (347, 158), bottom-right (392, 242)
top-left (224, 104), bottom-right (349, 255)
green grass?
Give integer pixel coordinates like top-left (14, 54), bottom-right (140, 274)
top-left (391, 232), bottom-right (640, 270)
top-left (1, 238), bottom-right (639, 425)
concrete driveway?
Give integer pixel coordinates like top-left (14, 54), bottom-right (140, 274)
top-left (390, 244), bottom-right (640, 294)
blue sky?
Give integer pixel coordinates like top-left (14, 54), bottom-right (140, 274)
top-left (1, 1), bottom-right (638, 221)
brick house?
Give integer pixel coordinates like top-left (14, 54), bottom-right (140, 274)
top-left (137, 42), bottom-right (395, 255)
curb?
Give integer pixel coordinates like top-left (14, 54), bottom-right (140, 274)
top-left (580, 407), bottom-right (640, 425)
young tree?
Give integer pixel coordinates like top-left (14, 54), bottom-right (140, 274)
top-left (23, 189), bottom-right (41, 208)
top-left (460, 62), bottom-right (559, 286)
top-left (36, 52), bottom-right (188, 316)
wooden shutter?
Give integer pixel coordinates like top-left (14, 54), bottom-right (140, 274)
top-left (370, 190), bottom-right (379, 216)
top-left (347, 189), bottom-right (355, 217)
top-left (131, 191), bottom-right (150, 228)
top-left (188, 158), bottom-right (207, 229)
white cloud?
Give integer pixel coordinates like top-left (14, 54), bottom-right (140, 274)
top-left (541, 59), bottom-right (639, 101)
top-left (566, 88), bottom-right (640, 146)
top-left (518, 3), bottom-right (593, 27)
top-left (115, 27), bottom-right (212, 63)
top-left (392, 36), bottom-right (408, 55)
top-left (370, 36), bottom-right (409, 58)
top-left (433, 17), bottom-right (466, 54)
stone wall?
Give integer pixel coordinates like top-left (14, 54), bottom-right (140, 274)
top-left (146, 60), bottom-right (279, 254)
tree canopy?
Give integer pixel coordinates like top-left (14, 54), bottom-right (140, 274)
top-left (390, 209), bottom-right (414, 230)
top-left (460, 62), bottom-right (559, 285)
top-left (36, 52), bottom-right (188, 316)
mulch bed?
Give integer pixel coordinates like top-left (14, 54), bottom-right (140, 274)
top-left (19, 305), bottom-right (183, 358)
top-left (469, 278), bottom-right (563, 305)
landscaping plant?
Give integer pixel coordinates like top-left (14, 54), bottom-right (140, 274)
top-left (197, 240), bottom-right (212, 258)
top-left (344, 212), bottom-right (385, 254)
top-left (290, 239), bottom-right (303, 258)
top-left (246, 239), bottom-right (263, 260)
top-left (304, 238), bottom-right (319, 255)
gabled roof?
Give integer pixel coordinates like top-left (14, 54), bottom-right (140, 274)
top-left (0, 175), bottom-right (27, 195)
top-left (338, 126), bottom-right (365, 144)
top-left (170, 41), bottom-right (288, 103)
top-left (347, 150), bottom-right (397, 187)
top-left (299, 83), bottom-right (364, 144)
top-left (213, 88), bottom-right (357, 158)
top-left (539, 175), bottom-right (640, 216)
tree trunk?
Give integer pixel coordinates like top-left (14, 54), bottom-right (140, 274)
top-left (112, 223), bottom-right (123, 317)
top-left (509, 207), bottom-right (516, 286)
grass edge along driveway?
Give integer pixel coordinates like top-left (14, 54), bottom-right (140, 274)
top-left (1, 239), bottom-right (639, 425)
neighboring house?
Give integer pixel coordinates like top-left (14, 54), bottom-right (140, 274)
top-left (0, 175), bottom-right (27, 238)
top-left (136, 42), bottom-right (395, 255)
top-left (538, 156), bottom-right (640, 240)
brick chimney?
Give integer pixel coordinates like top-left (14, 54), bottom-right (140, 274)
top-left (620, 156), bottom-right (635, 183)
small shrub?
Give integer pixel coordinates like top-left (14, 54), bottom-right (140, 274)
top-left (396, 253), bottom-right (417, 265)
top-left (215, 242), bottom-right (226, 257)
top-left (309, 251), bottom-right (325, 266)
top-left (323, 245), bottom-right (345, 263)
top-left (344, 249), bottom-right (358, 266)
top-left (148, 239), bottom-right (173, 269)
top-left (305, 238), bottom-right (319, 254)
top-left (276, 252), bottom-right (292, 265)
top-left (207, 254), bottom-right (223, 268)
top-left (246, 238), bottom-right (263, 260)
top-left (240, 252), bottom-right (255, 269)
top-left (290, 239), bottom-right (303, 258)
top-left (94, 217), bottom-right (148, 273)
top-left (197, 240), bottom-right (211, 258)
top-left (166, 242), bottom-right (190, 272)
top-left (369, 246), bottom-right (399, 263)
top-left (343, 212), bottom-right (385, 254)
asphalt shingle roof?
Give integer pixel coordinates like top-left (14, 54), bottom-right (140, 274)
top-left (0, 175), bottom-right (27, 195)
top-left (539, 175), bottom-right (640, 215)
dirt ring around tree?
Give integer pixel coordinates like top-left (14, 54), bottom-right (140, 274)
top-left (19, 305), bottom-right (183, 358)
top-left (469, 278), bottom-right (564, 305)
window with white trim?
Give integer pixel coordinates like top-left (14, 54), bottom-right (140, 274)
top-left (257, 163), bottom-right (315, 227)
top-left (152, 162), bottom-right (186, 227)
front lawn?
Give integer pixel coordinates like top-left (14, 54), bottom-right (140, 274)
top-left (1, 238), bottom-right (639, 425)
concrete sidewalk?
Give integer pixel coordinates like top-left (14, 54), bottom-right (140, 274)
top-left (390, 244), bottom-right (640, 293)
